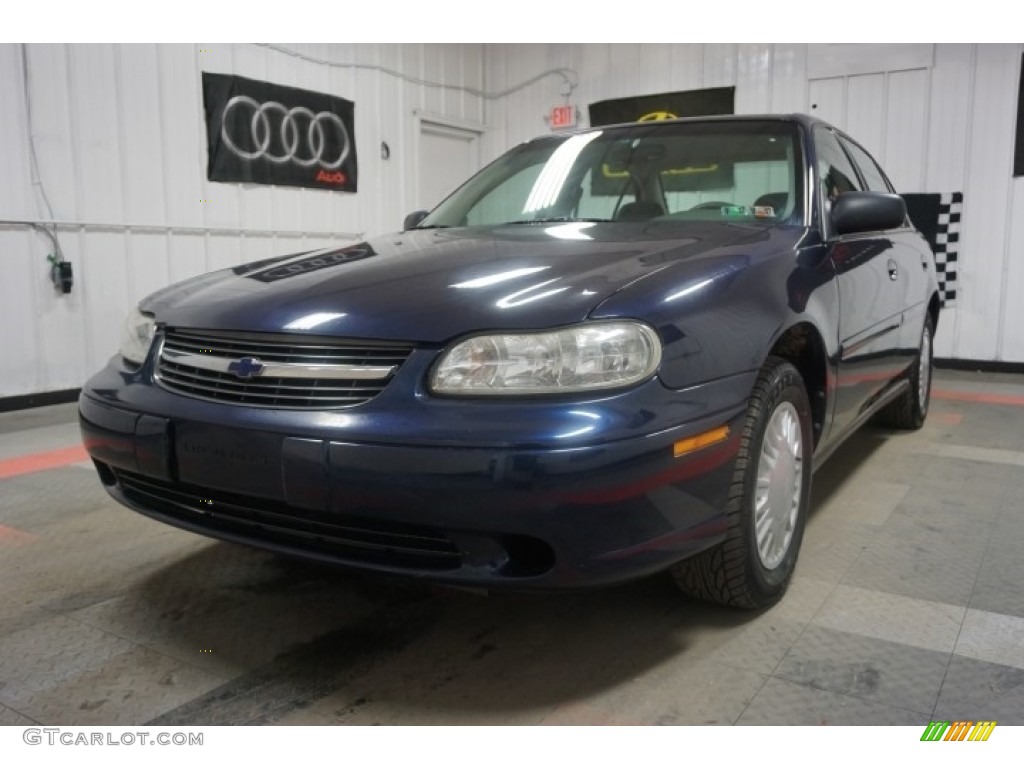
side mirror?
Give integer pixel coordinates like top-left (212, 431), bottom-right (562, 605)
top-left (831, 192), bottom-right (906, 236)
top-left (403, 210), bottom-right (429, 231)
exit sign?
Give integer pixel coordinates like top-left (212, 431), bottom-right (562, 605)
top-left (549, 105), bottom-right (577, 130)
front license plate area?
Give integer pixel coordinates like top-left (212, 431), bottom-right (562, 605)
top-left (174, 421), bottom-right (284, 499)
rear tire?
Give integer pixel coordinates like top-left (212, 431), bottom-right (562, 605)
top-left (883, 315), bottom-right (933, 430)
top-left (671, 356), bottom-right (812, 609)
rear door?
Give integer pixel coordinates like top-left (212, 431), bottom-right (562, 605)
top-left (815, 126), bottom-right (905, 437)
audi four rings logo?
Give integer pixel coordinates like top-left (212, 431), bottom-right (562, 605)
top-left (220, 95), bottom-right (351, 173)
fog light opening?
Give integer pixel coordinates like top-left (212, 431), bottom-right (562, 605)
top-left (500, 535), bottom-right (556, 577)
top-left (93, 459), bottom-right (117, 487)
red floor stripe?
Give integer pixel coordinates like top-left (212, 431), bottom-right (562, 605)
top-left (0, 523), bottom-right (37, 545)
top-left (0, 445), bottom-right (89, 480)
top-left (932, 389), bottom-right (1024, 407)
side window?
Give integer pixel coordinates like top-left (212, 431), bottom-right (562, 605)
top-left (838, 137), bottom-right (893, 193)
top-left (814, 127), bottom-right (863, 205)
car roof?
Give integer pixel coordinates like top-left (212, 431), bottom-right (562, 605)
top-left (546, 112), bottom-right (834, 138)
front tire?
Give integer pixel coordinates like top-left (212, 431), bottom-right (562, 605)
top-left (671, 357), bottom-right (813, 609)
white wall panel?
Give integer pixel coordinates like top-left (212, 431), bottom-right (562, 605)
top-left (127, 233), bottom-right (171, 305)
top-left (4, 43), bottom-right (1024, 400)
top-left (0, 231), bottom-right (42, 393)
top-left (117, 45), bottom-right (170, 226)
top-left (1002, 181), bottom-right (1024, 361)
top-left (736, 44), bottom-right (773, 114)
top-left (167, 234), bottom-right (206, 286)
top-left (955, 45), bottom-right (1020, 362)
top-left (638, 44), bottom-right (673, 95)
top-left (770, 44), bottom-right (807, 113)
top-left (31, 227), bottom-right (86, 391)
top-left (923, 45), bottom-right (974, 357)
top-left (808, 44), bottom-right (933, 80)
top-left (0, 48), bottom-right (41, 392)
top-left (1, 42), bottom-right (486, 397)
top-left (668, 45), bottom-right (704, 92)
top-left (808, 77), bottom-right (846, 127)
top-left (607, 44), bottom-right (643, 100)
top-left (483, 43), bottom-right (1024, 364)
top-left (845, 74), bottom-right (886, 160)
top-left (0, 47), bottom-right (33, 220)
top-left (79, 232), bottom-right (130, 377)
top-left (883, 69), bottom-right (929, 193)
top-left (29, 45), bottom-right (80, 219)
top-left (157, 45), bottom-right (204, 229)
top-left (702, 45), bottom-right (737, 89)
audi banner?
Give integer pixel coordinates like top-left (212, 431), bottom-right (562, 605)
top-left (202, 72), bottom-right (357, 192)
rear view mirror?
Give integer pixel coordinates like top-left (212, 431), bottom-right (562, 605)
top-left (604, 142), bottom-right (667, 173)
top-left (831, 192), bottom-right (906, 235)
top-left (403, 210), bottom-right (429, 230)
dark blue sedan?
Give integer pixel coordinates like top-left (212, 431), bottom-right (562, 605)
top-left (80, 114), bottom-right (939, 607)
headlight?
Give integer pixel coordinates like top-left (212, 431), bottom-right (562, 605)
top-left (431, 321), bottom-right (662, 395)
top-left (119, 307), bottom-right (156, 366)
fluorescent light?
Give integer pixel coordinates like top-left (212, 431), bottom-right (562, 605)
top-left (522, 131), bottom-right (602, 214)
top-left (495, 279), bottom-right (569, 308)
top-left (664, 278), bottom-right (714, 303)
top-left (451, 267), bottom-right (549, 289)
top-left (283, 312), bottom-right (346, 330)
top-left (545, 222), bottom-right (595, 240)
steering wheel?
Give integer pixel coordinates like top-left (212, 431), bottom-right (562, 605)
top-left (689, 201), bottom-right (733, 211)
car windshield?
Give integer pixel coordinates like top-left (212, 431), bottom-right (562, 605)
top-left (418, 120), bottom-right (803, 229)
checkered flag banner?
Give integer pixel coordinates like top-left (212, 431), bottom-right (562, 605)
top-left (902, 192), bottom-right (962, 308)
top-left (933, 193), bottom-right (962, 307)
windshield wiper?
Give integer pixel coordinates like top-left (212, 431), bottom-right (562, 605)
top-left (413, 224), bottom-right (451, 230)
top-left (502, 217), bottom-right (611, 225)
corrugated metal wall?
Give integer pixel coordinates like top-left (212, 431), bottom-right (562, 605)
top-left (484, 43), bottom-right (1024, 363)
top-left (0, 43), bottom-right (484, 397)
top-left (2, 43), bottom-right (1022, 400)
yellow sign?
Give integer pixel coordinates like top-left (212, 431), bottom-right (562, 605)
top-left (638, 111), bottom-right (678, 122)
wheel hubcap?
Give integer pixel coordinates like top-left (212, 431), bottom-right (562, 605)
top-left (919, 326), bottom-right (931, 408)
top-left (754, 402), bottom-right (803, 570)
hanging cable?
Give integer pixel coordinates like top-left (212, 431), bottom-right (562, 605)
top-left (21, 43), bottom-right (65, 265)
top-left (256, 43), bottom-right (579, 100)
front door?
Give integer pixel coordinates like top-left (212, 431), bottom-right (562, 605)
top-left (815, 127), bottom-right (905, 437)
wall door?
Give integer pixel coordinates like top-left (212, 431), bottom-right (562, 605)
top-left (807, 68), bottom-right (929, 193)
top-left (416, 116), bottom-right (482, 212)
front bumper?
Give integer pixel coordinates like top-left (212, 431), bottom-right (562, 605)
top-left (79, 366), bottom-right (751, 589)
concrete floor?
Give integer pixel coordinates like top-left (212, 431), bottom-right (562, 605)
top-left (1, 368), bottom-right (1023, 726)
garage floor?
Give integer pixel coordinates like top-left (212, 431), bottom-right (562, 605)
top-left (2, 369), bottom-right (1023, 727)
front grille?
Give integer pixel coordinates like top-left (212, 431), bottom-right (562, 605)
top-left (117, 471), bottom-right (463, 571)
top-left (156, 328), bottom-right (413, 409)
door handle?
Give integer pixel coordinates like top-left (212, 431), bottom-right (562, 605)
top-left (887, 259), bottom-right (899, 280)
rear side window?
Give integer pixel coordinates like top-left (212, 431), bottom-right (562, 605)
top-left (839, 137), bottom-right (893, 193)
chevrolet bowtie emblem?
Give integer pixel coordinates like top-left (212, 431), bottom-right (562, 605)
top-left (227, 357), bottom-right (265, 379)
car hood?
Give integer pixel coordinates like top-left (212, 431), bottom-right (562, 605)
top-left (143, 222), bottom-right (786, 343)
